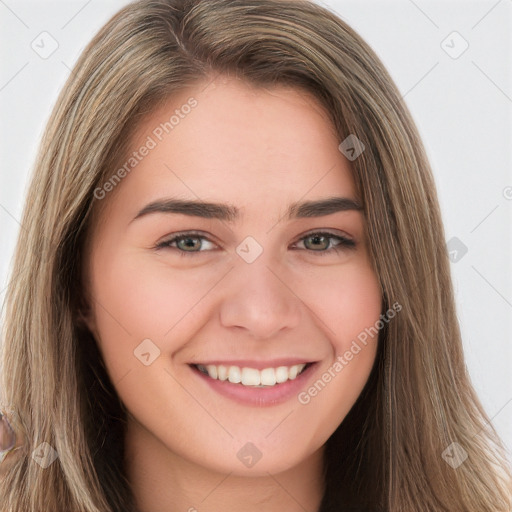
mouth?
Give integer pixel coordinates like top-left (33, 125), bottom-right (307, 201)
top-left (188, 361), bottom-right (318, 406)
top-left (192, 362), bottom-right (313, 387)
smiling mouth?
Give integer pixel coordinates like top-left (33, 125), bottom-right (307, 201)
top-left (191, 362), bottom-right (313, 387)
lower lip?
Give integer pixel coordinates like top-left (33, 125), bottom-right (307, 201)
top-left (190, 363), bottom-right (318, 407)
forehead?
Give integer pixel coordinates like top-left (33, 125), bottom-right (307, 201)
top-left (97, 77), bottom-right (358, 222)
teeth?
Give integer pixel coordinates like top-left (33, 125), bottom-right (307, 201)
top-left (217, 365), bottom-right (228, 381)
top-left (228, 366), bottom-right (241, 383)
top-left (196, 363), bottom-right (308, 387)
top-left (241, 367), bottom-right (260, 386)
top-left (275, 366), bottom-right (289, 383)
top-left (206, 365), bottom-right (218, 379)
top-left (260, 368), bottom-right (276, 386)
top-left (289, 365), bottom-right (299, 380)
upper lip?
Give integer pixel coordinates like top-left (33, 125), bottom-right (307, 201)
top-left (189, 358), bottom-right (315, 370)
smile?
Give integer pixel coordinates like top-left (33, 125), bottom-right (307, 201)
top-left (194, 362), bottom-right (311, 387)
top-left (189, 361), bottom-right (318, 406)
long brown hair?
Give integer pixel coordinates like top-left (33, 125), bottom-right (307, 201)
top-left (1, 1), bottom-right (511, 510)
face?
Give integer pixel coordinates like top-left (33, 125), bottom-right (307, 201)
top-left (83, 76), bottom-right (382, 476)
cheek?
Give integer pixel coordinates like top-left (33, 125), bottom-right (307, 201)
top-left (292, 260), bottom-right (381, 417)
top-left (88, 248), bottom-right (222, 374)
top-left (294, 257), bottom-right (382, 348)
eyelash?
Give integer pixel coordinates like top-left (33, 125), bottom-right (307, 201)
top-left (155, 230), bottom-right (356, 257)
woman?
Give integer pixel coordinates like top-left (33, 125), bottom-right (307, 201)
top-left (1, 0), bottom-right (511, 511)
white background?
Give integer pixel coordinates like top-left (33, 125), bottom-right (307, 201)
top-left (1, 0), bottom-right (511, 454)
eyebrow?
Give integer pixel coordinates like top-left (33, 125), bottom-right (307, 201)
top-left (131, 196), bottom-right (363, 223)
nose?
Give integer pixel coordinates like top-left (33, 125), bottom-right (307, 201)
top-left (219, 255), bottom-right (302, 340)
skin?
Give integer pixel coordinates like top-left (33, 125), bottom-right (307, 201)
top-left (82, 76), bottom-right (382, 512)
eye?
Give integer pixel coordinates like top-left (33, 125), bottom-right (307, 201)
top-left (155, 231), bottom-right (217, 256)
top-left (155, 230), bottom-right (356, 257)
top-left (291, 231), bottom-right (356, 256)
